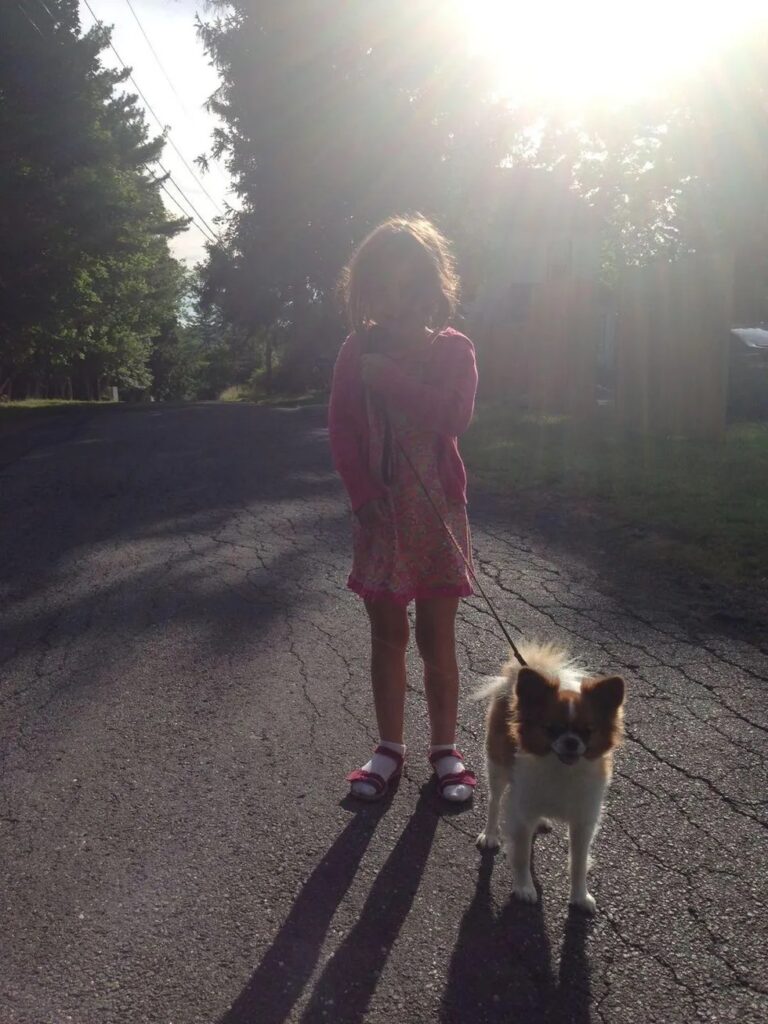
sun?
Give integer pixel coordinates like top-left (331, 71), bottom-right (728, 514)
top-left (457, 0), bottom-right (767, 109)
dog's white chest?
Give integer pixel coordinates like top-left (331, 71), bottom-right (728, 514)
top-left (509, 754), bottom-right (607, 822)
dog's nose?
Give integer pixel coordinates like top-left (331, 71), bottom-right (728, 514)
top-left (563, 736), bottom-right (579, 752)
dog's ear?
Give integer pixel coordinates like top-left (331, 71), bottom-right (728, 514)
top-left (515, 667), bottom-right (557, 706)
top-left (582, 675), bottom-right (625, 711)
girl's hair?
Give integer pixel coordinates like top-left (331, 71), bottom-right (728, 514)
top-left (339, 215), bottom-right (460, 334)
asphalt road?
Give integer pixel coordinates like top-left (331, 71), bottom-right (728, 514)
top-left (1, 402), bottom-right (766, 1024)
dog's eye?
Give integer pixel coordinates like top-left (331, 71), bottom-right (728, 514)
top-left (577, 729), bottom-right (592, 741)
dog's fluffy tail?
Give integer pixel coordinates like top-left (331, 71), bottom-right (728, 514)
top-left (520, 641), bottom-right (585, 692)
top-left (472, 641), bottom-right (585, 701)
top-left (471, 675), bottom-right (508, 702)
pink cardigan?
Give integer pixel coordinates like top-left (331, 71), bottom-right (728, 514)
top-left (328, 327), bottom-right (478, 512)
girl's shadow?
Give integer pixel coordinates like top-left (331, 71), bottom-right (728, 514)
top-left (218, 803), bottom-right (386, 1024)
top-left (219, 788), bottom-right (439, 1024)
top-left (441, 851), bottom-right (593, 1024)
top-left (299, 786), bottom-right (440, 1023)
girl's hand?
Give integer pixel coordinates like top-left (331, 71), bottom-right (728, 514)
top-left (355, 498), bottom-right (384, 530)
top-left (359, 353), bottom-right (391, 391)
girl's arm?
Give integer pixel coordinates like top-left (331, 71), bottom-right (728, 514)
top-left (328, 337), bottom-right (385, 512)
top-left (368, 334), bottom-right (478, 436)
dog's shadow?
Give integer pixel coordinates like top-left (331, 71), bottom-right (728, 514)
top-left (554, 909), bottom-right (593, 1023)
top-left (440, 849), bottom-right (594, 1024)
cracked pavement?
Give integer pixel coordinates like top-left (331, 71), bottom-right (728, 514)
top-left (1, 402), bottom-right (766, 1024)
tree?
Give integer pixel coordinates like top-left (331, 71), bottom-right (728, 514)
top-left (659, 35), bottom-right (768, 320)
top-left (197, 1), bottom-right (507, 377)
top-left (0, 0), bottom-right (188, 397)
top-left (530, 29), bottom-right (768, 307)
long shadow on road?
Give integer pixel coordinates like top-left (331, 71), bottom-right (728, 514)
top-left (441, 853), bottom-right (592, 1024)
top-left (0, 403), bottom-right (337, 598)
top-left (216, 802), bottom-right (387, 1024)
top-left (298, 787), bottom-right (440, 1024)
top-left (219, 788), bottom-right (440, 1024)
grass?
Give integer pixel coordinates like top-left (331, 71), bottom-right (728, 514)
top-left (219, 384), bottom-right (326, 407)
top-left (463, 405), bottom-right (768, 585)
top-left (0, 398), bottom-right (100, 413)
top-left (0, 398), bottom-right (110, 437)
top-left (218, 385), bottom-right (249, 402)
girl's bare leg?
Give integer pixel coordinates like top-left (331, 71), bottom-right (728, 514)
top-left (415, 596), bottom-right (459, 745)
top-left (348, 599), bottom-right (409, 799)
top-left (415, 596), bottom-right (474, 802)
top-left (366, 598), bottom-right (409, 743)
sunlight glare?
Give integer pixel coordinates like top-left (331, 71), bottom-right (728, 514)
top-left (459, 0), bottom-right (767, 107)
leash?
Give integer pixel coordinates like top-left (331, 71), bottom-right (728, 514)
top-left (363, 326), bottom-right (527, 668)
top-left (393, 435), bottom-right (528, 668)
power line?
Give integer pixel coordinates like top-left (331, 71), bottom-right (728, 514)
top-left (33, 0), bottom-right (56, 22)
top-left (158, 165), bottom-right (220, 242)
top-left (23, 0), bottom-right (221, 247)
top-left (122, 0), bottom-right (230, 209)
top-left (117, 0), bottom-right (226, 238)
top-left (152, 173), bottom-right (218, 247)
top-left (124, 0), bottom-right (189, 114)
top-left (123, 0), bottom-right (231, 201)
top-left (145, 165), bottom-right (219, 246)
top-left (81, 0), bottom-right (225, 216)
top-left (80, 0), bottom-right (224, 241)
top-left (17, 1), bottom-right (44, 36)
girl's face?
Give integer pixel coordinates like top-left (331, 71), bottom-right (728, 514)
top-left (367, 256), bottom-right (432, 345)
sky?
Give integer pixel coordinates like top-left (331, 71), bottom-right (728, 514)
top-left (79, 0), bottom-right (230, 266)
top-left (464, 0), bottom-right (768, 109)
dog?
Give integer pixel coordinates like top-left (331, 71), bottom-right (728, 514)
top-left (476, 643), bottom-right (625, 913)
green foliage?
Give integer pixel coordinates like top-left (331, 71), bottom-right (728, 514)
top-left (0, 0), bottom-right (189, 398)
top-left (197, 1), bottom-right (507, 384)
top-left (186, 299), bottom-right (266, 399)
top-left (532, 32), bottom-right (768, 301)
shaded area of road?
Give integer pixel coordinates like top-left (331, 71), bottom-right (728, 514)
top-left (1, 402), bottom-right (766, 1023)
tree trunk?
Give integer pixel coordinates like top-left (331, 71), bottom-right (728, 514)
top-left (265, 335), bottom-right (273, 395)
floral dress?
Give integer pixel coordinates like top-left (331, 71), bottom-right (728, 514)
top-left (347, 347), bottom-right (474, 604)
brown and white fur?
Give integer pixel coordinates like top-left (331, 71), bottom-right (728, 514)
top-left (476, 643), bottom-right (625, 913)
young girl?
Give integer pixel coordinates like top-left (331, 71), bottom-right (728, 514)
top-left (328, 215), bottom-right (479, 803)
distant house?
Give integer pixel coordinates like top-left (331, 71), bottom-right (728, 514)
top-left (731, 327), bottom-right (768, 350)
top-left (469, 166), bottom-right (601, 290)
top-left (467, 167), bottom-right (606, 410)
top-left (729, 326), bottom-right (768, 419)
